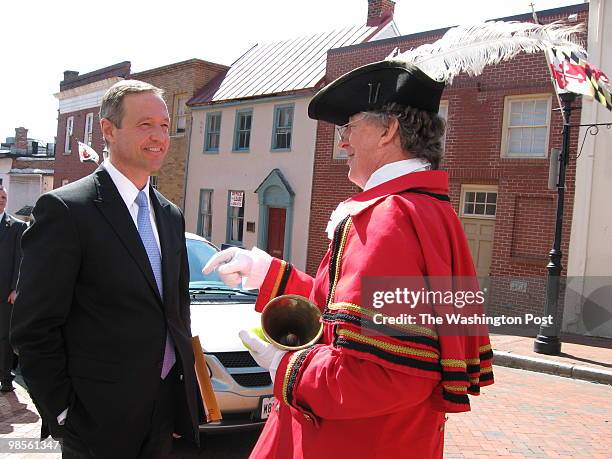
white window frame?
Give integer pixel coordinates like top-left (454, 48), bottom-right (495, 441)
top-left (84, 112), bottom-right (94, 146)
top-left (226, 190), bottom-right (245, 244)
top-left (64, 116), bottom-right (74, 154)
top-left (459, 185), bottom-right (498, 220)
top-left (173, 94), bottom-right (189, 135)
top-left (438, 100), bottom-right (449, 151)
top-left (500, 94), bottom-right (552, 158)
top-left (61, 179), bottom-right (70, 187)
top-left (198, 189), bottom-right (213, 239)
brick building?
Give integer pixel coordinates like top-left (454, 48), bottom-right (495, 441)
top-left (305, 3), bottom-right (589, 319)
top-left (53, 59), bottom-right (228, 208)
top-left (53, 62), bottom-right (131, 187)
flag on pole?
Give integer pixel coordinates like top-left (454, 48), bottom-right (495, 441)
top-left (77, 141), bottom-right (100, 164)
top-left (547, 47), bottom-right (612, 111)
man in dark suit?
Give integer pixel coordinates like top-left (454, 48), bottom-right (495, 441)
top-left (11, 80), bottom-right (199, 458)
top-left (0, 185), bottom-right (27, 393)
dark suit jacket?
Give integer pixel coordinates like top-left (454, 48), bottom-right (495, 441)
top-left (10, 167), bottom-right (199, 457)
top-left (0, 213), bottom-right (27, 302)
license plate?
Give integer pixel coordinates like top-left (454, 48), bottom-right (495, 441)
top-left (259, 396), bottom-right (275, 420)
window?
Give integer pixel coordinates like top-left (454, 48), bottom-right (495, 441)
top-left (84, 112), bottom-right (94, 146)
top-left (233, 110), bottom-right (252, 151)
top-left (501, 95), bottom-right (551, 158)
top-left (150, 175), bottom-right (159, 190)
top-left (204, 112), bottom-right (221, 152)
top-left (61, 179), bottom-right (69, 187)
top-left (461, 188), bottom-right (498, 218)
top-left (438, 101), bottom-right (449, 151)
top-left (64, 116), bottom-right (74, 154)
top-left (198, 189), bottom-right (213, 239)
top-left (227, 190), bottom-right (245, 244)
top-left (272, 104), bottom-right (294, 150)
top-left (173, 94), bottom-right (188, 135)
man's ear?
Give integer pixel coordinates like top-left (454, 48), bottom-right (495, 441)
top-left (379, 117), bottom-right (399, 147)
top-left (100, 118), bottom-right (116, 146)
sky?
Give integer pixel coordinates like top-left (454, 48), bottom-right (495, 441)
top-left (1, 0), bottom-right (585, 144)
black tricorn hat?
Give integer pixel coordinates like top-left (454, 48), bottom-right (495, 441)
top-left (308, 60), bottom-right (445, 126)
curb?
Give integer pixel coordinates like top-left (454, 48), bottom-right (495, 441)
top-left (492, 350), bottom-right (612, 385)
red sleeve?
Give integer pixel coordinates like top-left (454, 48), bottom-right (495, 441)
top-left (254, 258), bottom-right (314, 312)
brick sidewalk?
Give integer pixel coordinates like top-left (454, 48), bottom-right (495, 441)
top-left (444, 366), bottom-right (612, 458)
top-left (2, 366), bottom-right (611, 458)
top-left (0, 382), bottom-right (58, 459)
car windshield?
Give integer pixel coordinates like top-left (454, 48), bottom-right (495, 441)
top-left (186, 238), bottom-right (255, 296)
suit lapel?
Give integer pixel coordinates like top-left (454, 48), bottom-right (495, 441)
top-left (0, 214), bottom-right (10, 244)
top-left (150, 188), bottom-right (175, 309)
top-left (92, 167), bottom-right (163, 306)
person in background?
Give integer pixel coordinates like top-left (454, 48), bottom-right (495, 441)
top-left (0, 185), bottom-right (27, 393)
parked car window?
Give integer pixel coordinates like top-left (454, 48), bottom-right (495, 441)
top-left (187, 238), bottom-right (223, 284)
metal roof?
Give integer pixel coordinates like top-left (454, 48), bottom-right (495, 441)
top-left (189, 24), bottom-right (379, 105)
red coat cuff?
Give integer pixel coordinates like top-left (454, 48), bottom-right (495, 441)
top-left (274, 347), bottom-right (320, 426)
top-left (255, 258), bottom-right (290, 312)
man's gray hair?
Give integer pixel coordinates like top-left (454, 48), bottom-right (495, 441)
top-left (99, 80), bottom-right (164, 128)
top-left (371, 103), bottom-right (446, 170)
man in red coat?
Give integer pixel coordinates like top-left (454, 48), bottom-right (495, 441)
top-left (204, 60), bottom-right (494, 459)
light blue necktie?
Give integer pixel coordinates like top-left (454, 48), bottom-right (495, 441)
top-left (136, 191), bottom-right (176, 379)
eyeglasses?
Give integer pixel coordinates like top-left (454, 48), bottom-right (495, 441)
top-left (335, 113), bottom-right (370, 141)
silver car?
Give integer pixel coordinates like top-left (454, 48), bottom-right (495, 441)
top-left (186, 233), bottom-right (274, 432)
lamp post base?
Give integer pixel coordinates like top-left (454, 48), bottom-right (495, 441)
top-left (533, 334), bottom-right (562, 355)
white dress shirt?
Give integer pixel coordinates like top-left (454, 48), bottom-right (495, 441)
top-left (325, 159), bottom-right (431, 239)
top-left (0, 212), bottom-right (5, 224)
top-left (103, 159), bottom-right (161, 252)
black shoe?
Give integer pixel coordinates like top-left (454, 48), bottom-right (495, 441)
top-left (0, 382), bottom-right (15, 392)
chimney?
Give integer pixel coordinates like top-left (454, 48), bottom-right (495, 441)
top-left (14, 127), bottom-right (28, 153)
top-left (367, 0), bottom-right (395, 27)
top-left (63, 70), bottom-right (80, 82)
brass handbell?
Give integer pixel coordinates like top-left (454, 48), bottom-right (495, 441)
top-left (261, 294), bottom-right (323, 351)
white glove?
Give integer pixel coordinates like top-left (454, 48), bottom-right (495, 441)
top-left (239, 330), bottom-right (287, 382)
top-left (203, 247), bottom-right (272, 289)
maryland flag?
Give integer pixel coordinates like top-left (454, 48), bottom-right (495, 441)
top-left (548, 47), bottom-right (612, 111)
top-left (77, 141), bottom-right (100, 164)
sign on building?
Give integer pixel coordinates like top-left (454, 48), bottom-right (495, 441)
top-left (230, 191), bottom-right (244, 207)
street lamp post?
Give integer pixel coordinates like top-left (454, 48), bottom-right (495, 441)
top-left (534, 91), bottom-right (577, 356)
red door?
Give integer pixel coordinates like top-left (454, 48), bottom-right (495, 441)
top-left (267, 207), bottom-right (286, 259)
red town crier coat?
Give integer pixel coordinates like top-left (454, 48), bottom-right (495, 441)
top-left (250, 171), bottom-right (494, 459)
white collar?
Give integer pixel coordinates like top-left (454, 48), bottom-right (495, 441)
top-left (325, 158), bottom-right (431, 240)
top-left (103, 159), bottom-right (151, 209)
top-left (363, 158), bottom-right (431, 191)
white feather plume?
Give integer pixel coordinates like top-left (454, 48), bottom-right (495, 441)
top-left (388, 21), bottom-right (586, 83)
